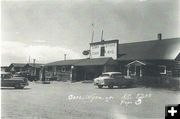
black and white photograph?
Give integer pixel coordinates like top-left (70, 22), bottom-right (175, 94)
top-left (1, 0), bottom-right (180, 119)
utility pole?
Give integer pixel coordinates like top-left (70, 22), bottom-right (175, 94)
top-left (89, 23), bottom-right (94, 58)
top-left (91, 23), bottom-right (94, 43)
top-left (64, 54), bottom-right (66, 60)
top-left (33, 59), bottom-right (36, 78)
top-left (101, 30), bottom-right (104, 42)
top-left (28, 56), bottom-right (31, 63)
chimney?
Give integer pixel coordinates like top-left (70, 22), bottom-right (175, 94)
top-left (64, 54), bottom-right (66, 60)
top-left (157, 33), bottom-right (162, 40)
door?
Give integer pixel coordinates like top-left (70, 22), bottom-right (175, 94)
top-left (136, 66), bottom-right (141, 77)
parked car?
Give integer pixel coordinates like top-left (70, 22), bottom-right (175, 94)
top-left (94, 72), bottom-right (133, 88)
top-left (1, 72), bottom-right (29, 89)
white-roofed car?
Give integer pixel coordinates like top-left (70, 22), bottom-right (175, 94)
top-left (94, 72), bottom-right (133, 89)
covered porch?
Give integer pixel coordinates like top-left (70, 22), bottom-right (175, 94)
top-left (72, 58), bottom-right (118, 81)
top-left (126, 60), bottom-right (146, 78)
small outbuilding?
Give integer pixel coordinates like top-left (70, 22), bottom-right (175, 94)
top-left (8, 63), bottom-right (27, 74)
top-left (45, 59), bottom-right (85, 81)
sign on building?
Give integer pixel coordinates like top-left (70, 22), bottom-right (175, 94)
top-left (90, 40), bottom-right (119, 59)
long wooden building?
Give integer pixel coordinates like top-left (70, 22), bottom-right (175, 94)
top-left (45, 36), bottom-right (180, 87)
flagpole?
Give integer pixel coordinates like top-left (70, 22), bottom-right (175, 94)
top-left (89, 23), bottom-right (94, 58)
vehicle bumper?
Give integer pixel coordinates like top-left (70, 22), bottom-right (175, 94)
top-left (20, 82), bottom-right (29, 87)
top-left (94, 82), bottom-right (105, 86)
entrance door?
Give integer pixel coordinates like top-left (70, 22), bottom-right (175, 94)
top-left (136, 66), bottom-right (141, 77)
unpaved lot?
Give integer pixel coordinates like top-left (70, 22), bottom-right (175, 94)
top-left (1, 81), bottom-right (180, 119)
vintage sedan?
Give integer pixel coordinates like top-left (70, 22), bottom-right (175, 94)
top-left (1, 72), bottom-right (29, 89)
top-left (94, 72), bottom-right (133, 88)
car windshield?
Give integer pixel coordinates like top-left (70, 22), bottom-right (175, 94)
top-left (100, 74), bottom-right (109, 77)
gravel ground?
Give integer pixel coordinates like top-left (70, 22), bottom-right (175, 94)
top-left (1, 81), bottom-right (180, 119)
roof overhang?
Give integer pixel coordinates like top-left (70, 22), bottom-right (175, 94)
top-left (126, 60), bottom-right (146, 67)
top-left (74, 58), bottom-right (114, 66)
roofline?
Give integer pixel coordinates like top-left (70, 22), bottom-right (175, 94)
top-left (90, 39), bottom-right (119, 45)
top-left (117, 59), bottom-right (176, 61)
top-left (74, 57), bottom-right (113, 66)
top-left (175, 53), bottom-right (180, 61)
top-left (45, 64), bottom-right (72, 67)
top-left (45, 58), bottom-right (86, 66)
top-left (126, 60), bottom-right (146, 66)
top-left (118, 37), bottom-right (180, 45)
top-left (1, 66), bottom-right (9, 68)
top-left (9, 63), bottom-right (26, 67)
top-left (26, 64), bottom-right (44, 67)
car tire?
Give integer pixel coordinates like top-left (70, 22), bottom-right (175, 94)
top-left (127, 84), bottom-right (133, 88)
top-left (14, 84), bottom-right (24, 89)
top-left (108, 85), bottom-right (113, 89)
top-left (19, 86), bottom-right (24, 89)
top-left (118, 85), bottom-right (122, 89)
top-left (98, 85), bottom-right (103, 88)
top-left (14, 84), bottom-right (20, 89)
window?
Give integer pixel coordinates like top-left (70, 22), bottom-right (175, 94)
top-left (100, 74), bottom-right (109, 77)
top-left (46, 67), bottom-right (53, 71)
top-left (61, 67), bottom-right (66, 72)
top-left (100, 46), bottom-right (105, 56)
top-left (1, 74), bottom-right (12, 79)
top-left (129, 65), bottom-right (136, 75)
top-left (111, 74), bottom-right (123, 78)
top-left (158, 65), bottom-right (166, 74)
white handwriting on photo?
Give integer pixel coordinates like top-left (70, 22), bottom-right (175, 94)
top-left (68, 93), bottom-right (152, 106)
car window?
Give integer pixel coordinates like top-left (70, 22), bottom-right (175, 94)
top-left (99, 74), bottom-right (109, 77)
top-left (111, 74), bottom-right (123, 78)
top-left (1, 74), bottom-right (12, 79)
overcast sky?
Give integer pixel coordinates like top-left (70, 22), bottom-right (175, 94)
top-left (1, 0), bottom-right (180, 66)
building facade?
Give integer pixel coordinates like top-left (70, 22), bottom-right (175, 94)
top-left (1, 66), bottom-right (9, 72)
top-left (44, 36), bottom-right (180, 87)
top-left (117, 37), bottom-right (180, 87)
top-left (44, 59), bottom-right (84, 81)
top-left (8, 63), bottom-right (43, 80)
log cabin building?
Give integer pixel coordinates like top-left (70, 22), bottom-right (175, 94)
top-left (73, 57), bottom-right (118, 81)
top-left (8, 63), bottom-right (43, 80)
top-left (45, 58), bottom-right (117, 81)
top-left (44, 40), bottom-right (119, 81)
top-left (45, 59), bottom-right (85, 81)
top-left (9, 63), bottom-right (27, 74)
top-left (44, 35), bottom-right (180, 87)
top-left (117, 37), bottom-right (180, 87)
top-left (1, 66), bottom-right (9, 72)
top-left (24, 63), bottom-right (43, 80)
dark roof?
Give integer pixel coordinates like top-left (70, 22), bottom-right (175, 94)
top-left (25, 63), bottom-right (44, 68)
top-left (45, 59), bottom-right (85, 66)
top-left (118, 38), bottom-right (180, 61)
top-left (74, 57), bottom-right (116, 66)
top-left (176, 53), bottom-right (180, 61)
top-left (90, 39), bottom-right (118, 45)
top-left (9, 63), bottom-right (27, 67)
top-left (1, 66), bottom-right (8, 68)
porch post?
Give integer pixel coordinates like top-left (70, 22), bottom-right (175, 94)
top-left (140, 66), bottom-right (142, 77)
top-left (70, 66), bottom-right (74, 82)
top-left (127, 66), bottom-right (130, 76)
top-left (42, 66), bottom-right (45, 81)
top-left (53, 66), bottom-right (57, 76)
